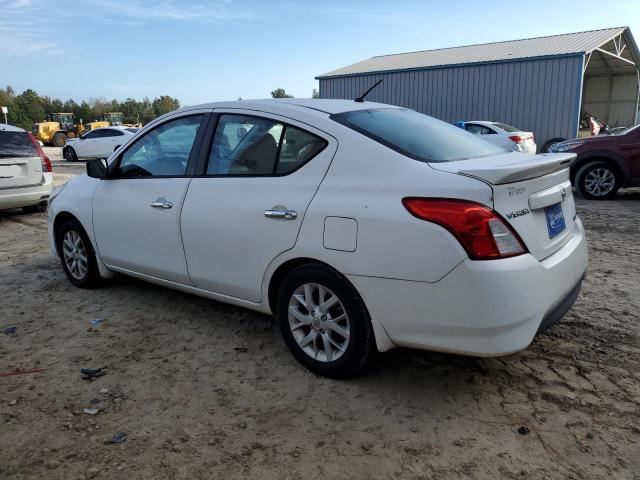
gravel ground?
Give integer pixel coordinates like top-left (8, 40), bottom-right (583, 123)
top-left (1, 151), bottom-right (639, 479)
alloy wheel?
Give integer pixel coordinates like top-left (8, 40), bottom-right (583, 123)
top-left (584, 167), bottom-right (615, 197)
top-left (62, 230), bottom-right (88, 280)
top-left (288, 283), bottom-right (350, 362)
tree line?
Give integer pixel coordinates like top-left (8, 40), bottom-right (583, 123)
top-left (0, 85), bottom-right (320, 130)
top-left (0, 85), bottom-right (180, 130)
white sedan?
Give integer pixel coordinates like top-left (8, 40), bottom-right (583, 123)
top-left (63, 126), bottom-right (138, 161)
top-left (463, 121), bottom-right (537, 154)
top-left (47, 99), bottom-right (587, 377)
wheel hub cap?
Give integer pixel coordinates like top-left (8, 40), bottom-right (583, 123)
top-left (288, 283), bottom-right (350, 363)
top-left (584, 168), bottom-right (615, 196)
top-left (62, 230), bottom-right (88, 280)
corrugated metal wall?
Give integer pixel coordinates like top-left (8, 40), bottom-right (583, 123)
top-left (582, 75), bottom-right (639, 127)
top-left (319, 55), bottom-right (584, 149)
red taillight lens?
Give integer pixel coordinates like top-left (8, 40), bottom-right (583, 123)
top-left (509, 135), bottom-right (524, 144)
top-left (26, 132), bottom-right (52, 172)
top-left (402, 198), bottom-right (527, 260)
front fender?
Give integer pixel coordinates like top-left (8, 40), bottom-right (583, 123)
top-left (573, 150), bottom-right (632, 185)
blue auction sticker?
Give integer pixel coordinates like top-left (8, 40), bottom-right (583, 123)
top-left (545, 203), bottom-right (566, 238)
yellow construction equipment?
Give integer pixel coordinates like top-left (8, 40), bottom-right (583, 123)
top-left (33, 112), bottom-right (143, 146)
top-left (31, 113), bottom-right (83, 147)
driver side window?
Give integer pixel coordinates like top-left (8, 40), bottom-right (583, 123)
top-left (115, 115), bottom-right (203, 177)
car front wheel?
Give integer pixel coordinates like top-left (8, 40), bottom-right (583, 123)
top-left (575, 161), bottom-right (620, 200)
top-left (63, 146), bottom-right (78, 162)
top-left (56, 220), bottom-right (101, 288)
top-left (277, 264), bottom-right (375, 378)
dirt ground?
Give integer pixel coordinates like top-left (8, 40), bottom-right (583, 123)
top-left (1, 148), bottom-right (639, 479)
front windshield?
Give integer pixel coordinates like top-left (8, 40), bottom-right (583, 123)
top-left (331, 108), bottom-right (508, 163)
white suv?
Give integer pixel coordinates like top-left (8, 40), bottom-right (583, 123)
top-left (47, 100), bottom-right (587, 377)
top-left (0, 124), bottom-right (53, 212)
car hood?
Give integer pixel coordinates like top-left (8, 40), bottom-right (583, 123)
top-left (556, 135), bottom-right (611, 147)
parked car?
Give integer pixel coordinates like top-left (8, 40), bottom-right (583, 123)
top-left (542, 111), bottom-right (615, 152)
top-left (63, 126), bottom-right (137, 161)
top-left (459, 121), bottom-right (537, 154)
top-left (550, 123), bottom-right (640, 199)
top-left (0, 124), bottom-right (53, 213)
top-left (48, 100), bottom-right (587, 377)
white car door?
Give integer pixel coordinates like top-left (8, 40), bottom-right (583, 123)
top-left (92, 112), bottom-right (209, 283)
top-left (75, 130), bottom-right (100, 158)
top-left (94, 129), bottom-right (126, 158)
top-left (180, 111), bottom-right (337, 302)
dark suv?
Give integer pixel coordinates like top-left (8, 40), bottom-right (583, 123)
top-left (550, 124), bottom-right (640, 199)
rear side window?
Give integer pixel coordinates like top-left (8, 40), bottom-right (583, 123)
top-left (492, 123), bottom-right (519, 133)
top-left (206, 114), bottom-right (327, 175)
top-left (332, 109), bottom-right (507, 163)
top-left (0, 131), bottom-right (38, 157)
top-left (465, 124), bottom-right (495, 135)
top-left (101, 129), bottom-right (124, 137)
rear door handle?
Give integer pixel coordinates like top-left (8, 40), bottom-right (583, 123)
top-left (150, 199), bottom-right (173, 209)
top-left (264, 209), bottom-right (297, 220)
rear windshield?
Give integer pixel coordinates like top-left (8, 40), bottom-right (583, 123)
top-left (492, 122), bottom-right (519, 133)
top-left (0, 131), bottom-right (38, 157)
top-left (331, 109), bottom-right (507, 162)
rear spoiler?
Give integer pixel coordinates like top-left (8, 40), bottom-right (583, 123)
top-left (457, 153), bottom-right (576, 184)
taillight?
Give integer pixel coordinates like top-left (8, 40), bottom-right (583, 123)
top-left (26, 132), bottom-right (52, 173)
top-left (402, 198), bottom-right (527, 260)
top-left (509, 135), bottom-right (524, 144)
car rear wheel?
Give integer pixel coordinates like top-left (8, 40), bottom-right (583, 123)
top-left (277, 263), bottom-right (375, 378)
top-left (56, 220), bottom-right (101, 288)
top-left (52, 132), bottom-right (68, 147)
top-left (575, 161), bottom-right (620, 200)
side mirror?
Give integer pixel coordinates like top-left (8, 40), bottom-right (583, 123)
top-left (86, 158), bottom-right (109, 179)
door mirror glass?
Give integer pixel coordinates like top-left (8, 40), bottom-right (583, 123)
top-left (86, 158), bottom-right (108, 178)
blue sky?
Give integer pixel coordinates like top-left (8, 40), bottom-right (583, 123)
top-left (1, 0), bottom-right (639, 105)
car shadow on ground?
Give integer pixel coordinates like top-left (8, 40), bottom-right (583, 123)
top-left (94, 272), bottom-right (500, 388)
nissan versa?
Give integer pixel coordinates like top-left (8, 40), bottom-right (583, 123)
top-left (47, 99), bottom-right (588, 378)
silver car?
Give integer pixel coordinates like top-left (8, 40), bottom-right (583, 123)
top-left (0, 124), bottom-right (53, 212)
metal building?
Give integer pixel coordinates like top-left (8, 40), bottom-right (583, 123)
top-left (317, 27), bottom-right (640, 151)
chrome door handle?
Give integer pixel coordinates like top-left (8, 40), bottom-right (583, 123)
top-left (264, 209), bottom-right (297, 220)
top-left (150, 199), bottom-right (173, 209)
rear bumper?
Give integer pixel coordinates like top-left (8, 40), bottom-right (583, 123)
top-left (0, 173), bottom-right (53, 210)
top-left (348, 218), bottom-right (588, 356)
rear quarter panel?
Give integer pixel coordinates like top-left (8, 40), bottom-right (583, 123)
top-left (266, 133), bottom-right (494, 284)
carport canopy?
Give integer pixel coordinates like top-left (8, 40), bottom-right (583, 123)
top-left (581, 27), bottom-right (640, 128)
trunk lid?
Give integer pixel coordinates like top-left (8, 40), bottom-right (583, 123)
top-left (0, 131), bottom-right (44, 189)
top-left (430, 152), bottom-right (578, 261)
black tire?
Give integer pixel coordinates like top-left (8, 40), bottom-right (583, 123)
top-left (277, 263), bottom-right (375, 378)
top-left (52, 132), bottom-right (68, 147)
top-left (56, 219), bottom-right (101, 288)
top-left (63, 146), bottom-right (78, 162)
top-left (22, 203), bottom-right (47, 214)
top-left (575, 161), bottom-right (621, 200)
top-left (542, 137), bottom-right (566, 153)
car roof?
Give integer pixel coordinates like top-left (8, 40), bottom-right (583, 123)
top-left (92, 125), bottom-right (132, 131)
top-left (180, 98), bottom-right (403, 116)
top-left (465, 121), bottom-right (497, 126)
top-left (0, 124), bottom-right (25, 132)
